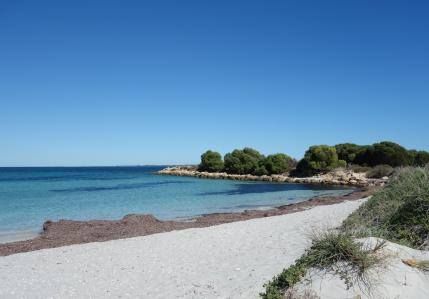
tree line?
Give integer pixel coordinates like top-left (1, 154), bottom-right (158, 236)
top-left (198, 141), bottom-right (429, 177)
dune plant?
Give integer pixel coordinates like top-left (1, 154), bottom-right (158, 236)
top-left (343, 166), bottom-right (429, 248)
top-left (261, 231), bottom-right (383, 299)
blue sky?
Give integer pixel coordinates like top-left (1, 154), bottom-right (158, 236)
top-left (1, 0), bottom-right (428, 166)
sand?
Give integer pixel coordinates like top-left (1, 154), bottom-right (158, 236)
top-left (296, 237), bottom-right (429, 299)
top-left (0, 199), bottom-right (365, 298)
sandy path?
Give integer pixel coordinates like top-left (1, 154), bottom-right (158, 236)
top-left (0, 199), bottom-right (365, 298)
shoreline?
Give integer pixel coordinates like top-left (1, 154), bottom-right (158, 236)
top-left (0, 199), bottom-right (367, 298)
top-left (157, 166), bottom-right (387, 187)
top-left (0, 187), bottom-right (376, 256)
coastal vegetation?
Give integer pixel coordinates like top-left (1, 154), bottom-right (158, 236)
top-left (264, 154), bottom-right (295, 175)
top-left (293, 145), bottom-right (346, 177)
top-left (199, 148), bottom-right (295, 176)
top-left (335, 143), bottom-right (365, 164)
top-left (198, 150), bottom-right (224, 172)
top-left (198, 141), bottom-right (429, 178)
top-left (261, 231), bottom-right (384, 299)
top-left (261, 166), bottom-right (429, 298)
top-left (223, 148), bottom-right (264, 175)
top-left (343, 166), bottom-right (429, 248)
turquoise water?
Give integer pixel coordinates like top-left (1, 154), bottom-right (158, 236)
top-left (0, 166), bottom-right (353, 242)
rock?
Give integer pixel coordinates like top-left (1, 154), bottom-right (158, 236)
top-left (157, 166), bottom-right (380, 187)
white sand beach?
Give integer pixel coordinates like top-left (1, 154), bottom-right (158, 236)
top-left (1, 199), bottom-right (365, 298)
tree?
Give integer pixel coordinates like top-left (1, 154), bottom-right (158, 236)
top-left (410, 150), bottom-right (429, 167)
top-left (355, 141), bottom-right (411, 167)
top-left (223, 148), bottom-right (264, 174)
top-left (198, 150), bottom-right (224, 172)
top-left (254, 165), bottom-right (269, 176)
top-left (335, 143), bottom-right (366, 164)
top-left (293, 145), bottom-right (346, 176)
top-left (243, 147), bottom-right (265, 161)
top-left (263, 153), bottom-right (294, 175)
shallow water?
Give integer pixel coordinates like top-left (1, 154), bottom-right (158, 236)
top-left (0, 166), bottom-right (353, 242)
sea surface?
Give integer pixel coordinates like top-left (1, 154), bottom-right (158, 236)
top-left (0, 166), bottom-right (353, 243)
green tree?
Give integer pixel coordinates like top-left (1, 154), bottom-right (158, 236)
top-left (198, 150), bottom-right (224, 172)
top-left (223, 148), bottom-right (264, 174)
top-left (335, 143), bottom-right (366, 164)
top-left (243, 147), bottom-right (264, 161)
top-left (355, 141), bottom-right (411, 167)
top-left (410, 150), bottom-right (429, 166)
top-left (294, 145), bottom-right (345, 176)
top-left (254, 165), bottom-right (269, 176)
top-left (263, 153), bottom-right (294, 175)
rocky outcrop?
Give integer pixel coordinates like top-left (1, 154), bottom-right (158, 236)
top-left (158, 166), bottom-right (387, 187)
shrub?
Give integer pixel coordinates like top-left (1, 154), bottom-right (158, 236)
top-left (198, 150), bottom-right (224, 172)
top-left (355, 141), bottom-right (411, 167)
top-left (365, 164), bottom-right (394, 179)
top-left (263, 153), bottom-right (294, 175)
top-left (335, 143), bottom-right (366, 164)
top-left (293, 145), bottom-right (346, 176)
top-left (223, 148), bottom-right (264, 175)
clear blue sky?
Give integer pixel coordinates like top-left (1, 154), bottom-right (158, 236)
top-left (1, 0), bottom-right (428, 166)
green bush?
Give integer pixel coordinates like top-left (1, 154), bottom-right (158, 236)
top-left (355, 141), bottom-right (411, 167)
top-left (293, 145), bottom-right (346, 176)
top-left (223, 147), bottom-right (264, 175)
top-left (198, 150), bottom-right (224, 172)
top-left (365, 164), bottom-right (394, 179)
top-left (263, 153), bottom-right (294, 175)
top-left (335, 143), bottom-right (366, 164)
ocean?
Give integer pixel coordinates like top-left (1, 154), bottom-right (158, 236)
top-left (0, 166), bottom-right (353, 243)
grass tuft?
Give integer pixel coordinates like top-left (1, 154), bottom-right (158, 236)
top-left (260, 231), bottom-right (383, 299)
